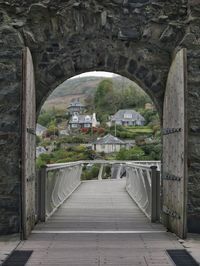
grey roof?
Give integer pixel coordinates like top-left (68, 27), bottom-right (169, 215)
top-left (93, 134), bottom-right (125, 145)
top-left (69, 115), bottom-right (92, 124)
top-left (111, 109), bottom-right (145, 122)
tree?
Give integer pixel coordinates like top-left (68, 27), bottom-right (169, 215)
top-left (94, 79), bottom-right (120, 122)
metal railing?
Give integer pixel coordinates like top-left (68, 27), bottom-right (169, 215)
top-left (125, 163), bottom-right (160, 222)
top-left (37, 160), bottom-right (161, 223)
top-left (38, 162), bottom-right (82, 221)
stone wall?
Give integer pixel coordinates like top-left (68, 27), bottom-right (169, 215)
top-left (0, 26), bottom-right (24, 234)
top-left (186, 1), bottom-right (200, 233)
top-left (0, 0), bottom-right (200, 235)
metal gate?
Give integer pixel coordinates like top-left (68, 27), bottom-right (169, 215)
top-left (162, 48), bottom-right (188, 238)
top-left (21, 47), bottom-right (36, 239)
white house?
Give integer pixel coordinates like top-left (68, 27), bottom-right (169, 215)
top-left (69, 113), bottom-right (99, 130)
top-left (111, 109), bottom-right (145, 126)
top-left (92, 134), bottom-right (127, 154)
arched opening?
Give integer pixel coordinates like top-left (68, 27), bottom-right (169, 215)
top-left (34, 71), bottom-right (162, 236)
top-left (36, 71), bottom-right (161, 167)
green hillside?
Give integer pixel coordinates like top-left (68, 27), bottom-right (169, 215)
top-left (42, 74), bottom-right (146, 111)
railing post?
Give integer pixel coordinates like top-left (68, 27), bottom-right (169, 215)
top-left (150, 166), bottom-right (160, 222)
top-left (156, 170), bottom-right (161, 221)
top-left (38, 166), bottom-right (47, 222)
top-left (116, 164), bottom-right (122, 180)
top-left (98, 164), bottom-right (104, 180)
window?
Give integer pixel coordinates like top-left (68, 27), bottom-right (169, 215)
top-left (72, 124), bottom-right (78, 128)
top-left (84, 123), bottom-right (91, 128)
top-left (85, 115), bottom-right (91, 122)
top-left (72, 116), bottom-right (78, 122)
top-left (124, 113), bottom-right (132, 119)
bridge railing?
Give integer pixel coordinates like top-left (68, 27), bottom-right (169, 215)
top-left (37, 160), bottom-right (161, 223)
top-left (125, 163), bottom-right (160, 222)
top-left (38, 162), bottom-right (82, 222)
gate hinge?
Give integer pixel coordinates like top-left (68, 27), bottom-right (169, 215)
top-left (163, 205), bottom-right (181, 219)
top-left (163, 173), bottom-right (181, 181)
top-left (163, 128), bottom-right (181, 135)
top-left (27, 128), bottom-right (36, 135)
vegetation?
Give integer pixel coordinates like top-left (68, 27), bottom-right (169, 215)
top-left (37, 75), bottom-right (161, 169)
top-left (91, 79), bottom-right (152, 122)
top-left (38, 108), bottom-right (67, 127)
top-left (115, 143), bottom-right (161, 161)
top-left (107, 125), bottom-right (154, 139)
top-left (36, 145), bottom-right (96, 168)
top-left (81, 164), bottom-right (111, 181)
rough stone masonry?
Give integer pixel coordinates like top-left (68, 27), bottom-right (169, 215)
top-left (0, 0), bottom-right (200, 235)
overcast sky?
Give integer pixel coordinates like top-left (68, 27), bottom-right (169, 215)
top-left (70, 71), bottom-right (118, 79)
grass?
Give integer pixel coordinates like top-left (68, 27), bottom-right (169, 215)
top-left (125, 126), bottom-right (153, 134)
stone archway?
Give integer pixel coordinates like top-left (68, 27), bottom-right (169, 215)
top-left (0, 0), bottom-right (200, 237)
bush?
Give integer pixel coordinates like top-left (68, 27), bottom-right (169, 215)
top-left (116, 147), bottom-right (145, 160)
top-left (140, 143), bottom-right (161, 160)
top-left (81, 165), bottom-right (100, 180)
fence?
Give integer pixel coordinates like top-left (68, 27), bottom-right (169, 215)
top-left (125, 163), bottom-right (161, 222)
top-left (38, 162), bottom-right (82, 221)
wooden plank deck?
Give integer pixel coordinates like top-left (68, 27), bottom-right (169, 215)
top-left (17, 180), bottom-right (183, 265)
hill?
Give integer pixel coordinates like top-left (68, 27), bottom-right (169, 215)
top-left (42, 74), bottom-right (146, 111)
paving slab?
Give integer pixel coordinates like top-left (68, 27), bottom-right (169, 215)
top-left (0, 234), bottom-right (20, 265)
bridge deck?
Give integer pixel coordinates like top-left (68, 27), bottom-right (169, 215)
top-left (17, 180), bottom-right (182, 265)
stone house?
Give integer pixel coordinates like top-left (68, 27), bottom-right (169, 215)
top-left (69, 113), bottom-right (99, 130)
top-left (67, 100), bottom-right (86, 115)
top-left (92, 134), bottom-right (127, 154)
top-left (111, 109), bottom-right (145, 126)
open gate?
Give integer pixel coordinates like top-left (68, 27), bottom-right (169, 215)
top-left (21, 47), bottom-right (36, 239)
top-left (162, 48), bottom-right (188, 238)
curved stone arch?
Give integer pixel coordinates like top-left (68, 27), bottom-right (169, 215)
top-left (35, 48), bottom-right (170, 117)
top-left (19, 1), bottom-right (186, 116)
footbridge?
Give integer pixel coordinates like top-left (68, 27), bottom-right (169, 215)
top-left (4, 161), bottom-right (198, 265)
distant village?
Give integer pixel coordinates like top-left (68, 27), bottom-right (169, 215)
top-left (36, 99), bottom-right (156, 158)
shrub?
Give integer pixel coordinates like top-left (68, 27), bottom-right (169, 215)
top-left (81, 165), bottom-right (100, 180)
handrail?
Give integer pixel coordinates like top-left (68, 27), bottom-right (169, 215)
top-left (38, 162), bottom-right (83, 222)
top-left (125, 162), bottom-right (160, 222)
top-left (45, 160), bottom-right (161, 168)
top-left (37, 160), bottom-right (161, 222)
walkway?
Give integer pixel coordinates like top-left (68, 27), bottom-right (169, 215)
top-left (17, 180), bottom-right (183, 265)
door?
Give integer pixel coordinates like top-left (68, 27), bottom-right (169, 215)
top-left (21, 47), bottom-right (36, 239)
top-left (162, 48), bottom-right (188, 238)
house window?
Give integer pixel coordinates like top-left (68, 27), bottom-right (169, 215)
top-left (84, 124), bottom-right (91, 128)
top-left (85, 115), bottom-right (91, 122)
top-left (72, 116), bottom-right (78, 122)
top-left (124, 113), bottom-right (132, 119)
top-left (72, 124), bottom-right (78, 128)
